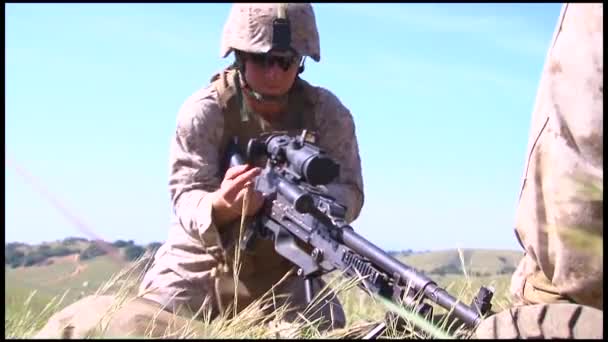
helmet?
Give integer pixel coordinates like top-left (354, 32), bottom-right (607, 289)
top-left (220, 3), bottom-right (321, 62)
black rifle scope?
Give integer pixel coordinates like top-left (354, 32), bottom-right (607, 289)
top-left (247, 132), bottom-right (340, 186)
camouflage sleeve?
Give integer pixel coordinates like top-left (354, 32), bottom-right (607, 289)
top-left (314, 88), bottom-right (365, 223)
top-left (510, 3), bottom-right (603, 309)
top-left (168, 86), bottom-right (225, 247)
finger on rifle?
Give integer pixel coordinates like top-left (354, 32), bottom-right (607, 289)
top-left (224, 164), bottom-right (252, 181)
top-left (225, 167), bottom-right (261, 195)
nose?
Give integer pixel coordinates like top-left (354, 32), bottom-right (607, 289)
top-left (265, 63), bottom-right (283, 81)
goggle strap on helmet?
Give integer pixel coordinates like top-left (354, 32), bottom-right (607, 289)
top-left (220, 4), bottom-right (320, 63)
top-left (272, 3), bottom-right (291, 53)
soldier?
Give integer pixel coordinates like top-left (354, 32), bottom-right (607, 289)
top-left (136, 1), bottom-right (363, 333)
top-left (34, 3), bottom-right (364, 338)
top-left (141, 3), bottom-right (363, 334)
top-left (475, 3), bottom-right (603, 339)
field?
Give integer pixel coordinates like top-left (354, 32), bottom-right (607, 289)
top-left (5, 247), bottom-right (522, 339)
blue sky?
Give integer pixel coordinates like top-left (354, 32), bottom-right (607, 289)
top-left (5, 3), bottom-right (563, 251)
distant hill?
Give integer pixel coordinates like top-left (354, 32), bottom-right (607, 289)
top-left (6, 239), bottom-right (522, 276)
top-left (396, 248), bottom-right (523, 277)
top-left (5, 238), bottom-right (163, 315)
top-left (5, 237), bottom-right (163, 269)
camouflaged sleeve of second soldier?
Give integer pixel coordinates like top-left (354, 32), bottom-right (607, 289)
top-left (509, 3), bottom-right (603, 310)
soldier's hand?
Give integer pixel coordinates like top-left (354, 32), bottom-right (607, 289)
top-left (211, 164), bottom-right (265, 226)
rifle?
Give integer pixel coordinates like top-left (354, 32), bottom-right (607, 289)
top-left (224, 130), bottom-right (494, 338)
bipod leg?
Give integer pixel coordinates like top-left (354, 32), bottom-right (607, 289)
top-left (304, 277), bottom-right (314, 304)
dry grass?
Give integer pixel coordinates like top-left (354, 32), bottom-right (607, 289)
top-left (7, 171), bottom-right (600, 339)
top-left (5, 250), bottom-right (513, 339)
top-left (6, 196), bottom-right (516, 339)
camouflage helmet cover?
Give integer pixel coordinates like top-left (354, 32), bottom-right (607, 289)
top-left (220, 3), bottom-right (321, 62)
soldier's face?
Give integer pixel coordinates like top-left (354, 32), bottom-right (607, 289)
top-left (244, 53), bottom-right (300, 96)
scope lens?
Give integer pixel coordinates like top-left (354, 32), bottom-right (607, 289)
top-left (303, 156), bottom-right (339, 185)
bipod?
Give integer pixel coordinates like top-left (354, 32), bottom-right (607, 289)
top-left (362, 305), bottom-right (433, 339)
top-left (363, 273), bottom-right (433, 339)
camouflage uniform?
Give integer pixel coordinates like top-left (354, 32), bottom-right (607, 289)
top-left (509, 2), bottom-right (603, 310)
top-left (476, 3), bottom-right (602, 339)
top-left (138, 2), bottom-right (364, 331)
top-left (33, 4), bottom-right (363, 338)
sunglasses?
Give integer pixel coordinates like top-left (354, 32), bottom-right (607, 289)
top-left (246, 53), bottom-right (302, 71)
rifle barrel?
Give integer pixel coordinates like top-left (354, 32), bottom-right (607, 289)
top-left (340, 227), bottom-right (481, 327)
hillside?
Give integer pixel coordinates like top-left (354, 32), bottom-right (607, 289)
top-left (397, 248), bottom-right (522, 276)
top-left (5, 237), bottom-right (162, 268)
top-left (6, 238), bottom-right (522, 276)
top-left (5, 238), bottom-right (159, 309)
top-left (5, 239), bottom-right (523, 314)
top-left (5, 240), bottom-right (524, 338)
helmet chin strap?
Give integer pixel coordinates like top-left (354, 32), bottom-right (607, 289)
top-left (235, 64), bottom-right (290, 105)
top-left (242, 84), bottom-right (289, 105)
